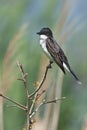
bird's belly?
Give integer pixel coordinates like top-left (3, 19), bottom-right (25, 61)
top-left (40, 40), bottom-right (52, 60)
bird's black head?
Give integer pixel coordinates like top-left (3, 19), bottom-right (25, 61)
top-left (37, 27), bottom-right (53, 37)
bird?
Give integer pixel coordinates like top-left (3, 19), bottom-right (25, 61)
top-left (37, 27), bottom-right (81, 84)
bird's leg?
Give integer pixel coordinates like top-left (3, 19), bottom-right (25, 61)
top-left (47, 60), bottom-right (53, 69)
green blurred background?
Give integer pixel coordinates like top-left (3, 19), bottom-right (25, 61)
top-left (0, 0), bottom-right (87, 130)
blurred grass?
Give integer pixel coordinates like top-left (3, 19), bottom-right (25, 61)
top-left (0, 0), bottom-right (87, 130)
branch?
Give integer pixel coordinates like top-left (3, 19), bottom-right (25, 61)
top-left (0, 93), bottom-right (26, 111)
top-left (43, 97), bottom-right (66, 104)
top-left (30, 96), bottom-right (66, 119)
top-left (28, 61), bottom-right (52, 120)
top-left (29, 90), bottom-right (46, 116)
top-left (29, 61), bottom-right (53, 99)
top-left (17, 61), bottom-right (30, 130)
top-left (17, 61), bottom-right (29, 99)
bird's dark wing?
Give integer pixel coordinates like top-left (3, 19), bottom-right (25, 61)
top-left (46, 38), bottom-right (69, 74)
top-left (46, 38), bottom-right (81, 84)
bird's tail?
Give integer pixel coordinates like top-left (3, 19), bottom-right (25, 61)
top-left (69, 68), bottom-right (82, 85)
top-left (63, 62), bottom-right (81, 84)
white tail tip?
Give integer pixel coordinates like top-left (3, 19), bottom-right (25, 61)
top-left (77, 80), bottom-right (82, 85)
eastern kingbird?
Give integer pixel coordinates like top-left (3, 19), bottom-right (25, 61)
top-left (37, 27), bottom-right (81, 84)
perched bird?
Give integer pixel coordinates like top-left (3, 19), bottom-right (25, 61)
top-left (37, 27), bottom-right (81, 84)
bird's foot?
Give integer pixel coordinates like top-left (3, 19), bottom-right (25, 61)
top-left (47, 61), bottom-right (53, 69)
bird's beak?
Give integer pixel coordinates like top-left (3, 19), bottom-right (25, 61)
top-left (36, 32), bottom-right (40, 35)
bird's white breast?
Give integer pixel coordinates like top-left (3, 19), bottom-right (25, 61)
top-left (39, 35), bottom-right (52, 60)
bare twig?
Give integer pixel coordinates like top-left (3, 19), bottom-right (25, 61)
top-left (28, 61), bottom-right (52, 122)
top-left (29, 61), bottom-right (53, 99)
top-left (35, 90), bottom-right (46, 101)
top-left (17, 61), bottom-right (30, 130)
top-left (29, 90), bottom-right (46, 116)
top-left (43, 97), bottom-right (66, 104)
top-left (17, 61), bottom-right (28, 99)
top-left (30, 97), bottom-right (66, 119)
top-left (0, 93), bottom-right (26, 111)
top-left (29, 93), bottom-right (38, 117)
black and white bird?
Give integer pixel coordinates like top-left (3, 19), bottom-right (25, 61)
top-left (37, 27), bottom-right (81, 84)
